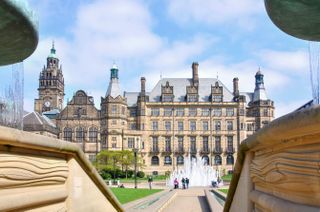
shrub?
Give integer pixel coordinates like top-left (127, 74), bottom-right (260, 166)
top-left (137, 171), bottom-right (145, 178)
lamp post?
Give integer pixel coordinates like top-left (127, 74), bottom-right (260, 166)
top-left (133, 148), bottom-right (138, 189)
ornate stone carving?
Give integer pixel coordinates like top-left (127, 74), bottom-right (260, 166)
top-left (250, 142), bottom-right (320, 207)
top-left (0, 153), bottom-right (68, 189)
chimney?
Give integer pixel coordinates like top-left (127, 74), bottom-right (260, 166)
top-left (140, 77), bottom-right (146, 94)
top-left (192, 62), bottom-right (199, 86)
top-left (233, 77), bottom-right (239, 96)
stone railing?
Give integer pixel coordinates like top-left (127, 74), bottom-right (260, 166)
top-left (225, 106), bottom-right (320, 212)
top-left (0, 126), bottom-right (123, 212)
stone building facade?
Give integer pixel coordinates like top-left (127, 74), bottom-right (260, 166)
top-left (31, 45), bottom-right (274, 175)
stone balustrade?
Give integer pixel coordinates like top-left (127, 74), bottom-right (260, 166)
top-left (0, 126), bottom-right (123, 211)
top-left (225, 106), bottom-right (320, 212)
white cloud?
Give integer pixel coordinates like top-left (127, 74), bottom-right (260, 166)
top-left (275, 99), bottom-right (309, 118)
top-left (258, 49), bottom-right (309, 75)
top-left (166, 0), bottom-right (264, 29)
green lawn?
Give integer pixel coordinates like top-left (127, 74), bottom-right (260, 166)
top-left (222, 174), bottom-right (233, 181)
top-left (218, 188), bottom-right (229, 194)
top-left (110, 188), bottom-right (163, 204)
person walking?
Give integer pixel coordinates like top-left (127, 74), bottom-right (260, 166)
top-left (185, 177), bottom-right (189, 189)
top-left (182, 177), bottom-right (186, 189)
top-left (174, 178), bottom-right (179, 189)
top-left (148, 176), bottom-right (153, 189)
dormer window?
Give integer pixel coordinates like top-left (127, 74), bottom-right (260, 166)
top-left (186, 85), bottom-right (198, 102)
top-left (211, 81), bottom-right (223, 102)
top-left (161, 81), bottom-right (174, 102)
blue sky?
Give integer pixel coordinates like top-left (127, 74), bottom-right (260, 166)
top-left (22, 0), bottom-right (311, 117)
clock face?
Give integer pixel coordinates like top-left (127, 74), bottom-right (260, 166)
top-left (44, 100), bottom-right (51, 107)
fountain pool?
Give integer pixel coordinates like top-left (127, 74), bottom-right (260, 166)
top-left (167, 156), bottom-right (223, 187)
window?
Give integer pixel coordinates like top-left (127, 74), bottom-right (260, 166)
top-left (247, 123), bottom-right (255, 131)
top-left (213, 95), bottom-right (223, 102)
top-left (130, 123), bottom-right (136, 130)
top-left (165, 137), bottom-right (171, 152)
top-left (165, 121), bottom-right (171, 131)
top-left (189, 108), bottom-right (197, 116)
top-left (188, 95), bottom-right (198, 102)
top-left (130, 109), bottom-right (137, 117)
top-left (164, 156), bottom-right (172, 165)
top-left (151, 156), bottom-right (159, 165)
top-left (176, 108), bottom-right (184, 116)
top-left (76, 127), bottom-right (85, 143)
top-left (213, 108), bottom-right (222, 116)
top-left (128, 137), bottom-right (135, 148)
top-left (202, 155), bottom-right (209, 165)
top-left (112, 143), bottom-right (117, 149)
top-left (177, 155), bottom-right (184, 165)
top-left (152, 121), bottom-right (158, 131)
top-left (151, 108), bottom-right (160, 116)
top-left (190, 121), bottom-right (196, 131)
top-left (111, 105), bottom-right (117, 114)
top-left (226, 108), bottom-right (234, 116)
top-left (152, 137), bottom-right (159, 152)
top-left (64, 128), bottom-right (72, 141)
top-left (215, 121), bottom-right (221, 131)
top-left (178, 136), bottom-right (184, 151)
top-left (263, 109), bottom-right (268, 116)
top-left (112, 120), bottom-right (117, 125)
top-left (202, 108), bottom-right (210, 116)
top-left (203, 136), bottom-right (209, 152)
top-left (88, 127), bottom-right (98, 143)
top-left (164, 108), bottom-right (172, 116)
top-left (227, 121), bottom-right (233, 131)
top-left (227, 155), bottom-right (234, 165)
top-left (121, 106), bottom-right (125, 115)
top-left (214, 155), bottom-right (222, 165)
top-left (178, 121), bottom-right (184, 131)
top-left (89, 154), bottom-right (96, 162)
top-left (227, 136), bottom-right (234, 153)
top-left (202, 121), bottom-right (209, 131)
top-left (190, 136), bottom-right (196, 152)
top-left (215, 136), bottom-right (221, 152)
top-left (162, 95), bottom-right (173, 102)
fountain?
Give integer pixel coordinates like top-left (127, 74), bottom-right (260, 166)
top-left (167, 156), bottom-right (223, 188)
top-left (0, 63), bottom-right (24, 129)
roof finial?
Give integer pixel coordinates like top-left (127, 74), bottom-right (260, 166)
top-left (217, 71), bottom-right (219, 80)
top-left (50, 40), bottom-right (56, 55)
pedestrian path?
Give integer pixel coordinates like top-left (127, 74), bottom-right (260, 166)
top-left (163, 188), bottom-right (211, 212)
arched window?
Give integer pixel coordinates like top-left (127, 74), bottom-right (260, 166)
top-left (191, 155), bottom-right (197, 162)
top-left (202, 155), bottom-right (209, 165)
top-left (177, 155), bottom-right (184, 165)
top-left (164, 156), bottom-right (172, 165)
top-left (227, 155), bottom-right (234, 165)
top-left (151, 156), bottom-right (159, 165)
top-left (89, 127), bottom-right (98, 143)
top-left (214, 155), bottom-right (222, 165)
top-left (63, 128), bottom-right (72, 141)
top-left (76, 127), bottom-right (85, 143)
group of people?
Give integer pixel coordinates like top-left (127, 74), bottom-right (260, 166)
top-left (173, 177), bottom-right (190, 189)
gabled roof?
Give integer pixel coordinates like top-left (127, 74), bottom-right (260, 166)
top-left (23, 112), bottom-right (58, 135)
top-left (148, 78), bottom-right (234, 102)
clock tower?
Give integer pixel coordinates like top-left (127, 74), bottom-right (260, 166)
top-left (34, 42), bottom-right (65, 114)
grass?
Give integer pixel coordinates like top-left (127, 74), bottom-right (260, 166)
top-left (221, 174), bottom-right (233, 181)
top-left (110, 188), bottom-right (163, 204)
top-left (218, 188), bottom-right (229, 194)
top-left (111, 175), bottom-right (168, 183)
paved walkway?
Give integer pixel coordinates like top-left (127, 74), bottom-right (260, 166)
top-left (163, 188), bottom-right (211, 212)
